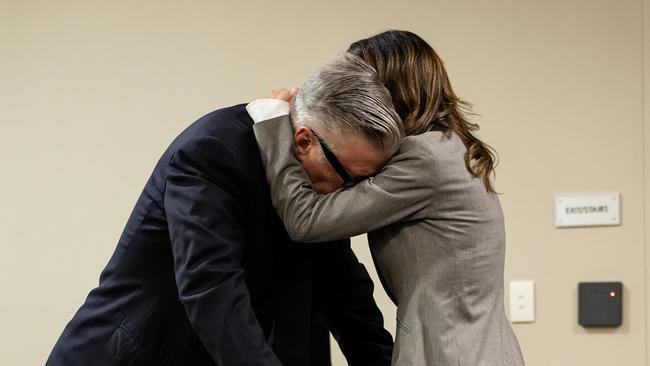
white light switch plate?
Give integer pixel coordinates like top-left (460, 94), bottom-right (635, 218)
top-left (510, 281), bottom-right (535, 323)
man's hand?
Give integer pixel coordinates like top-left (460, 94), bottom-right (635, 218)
top-left (265, 86), bottom-right (299, 102)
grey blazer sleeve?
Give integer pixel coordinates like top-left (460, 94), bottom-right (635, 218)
top-left (253, 115), bottom-right (435, 243)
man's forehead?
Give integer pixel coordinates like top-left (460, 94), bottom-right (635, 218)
top-left (332, 136), bottom-right (389, 177)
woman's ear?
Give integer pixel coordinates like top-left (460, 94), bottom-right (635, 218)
top-left (293, 126), bottom-right (315, 159)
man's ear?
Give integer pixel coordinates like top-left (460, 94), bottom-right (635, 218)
top-left (293, 126), bottom-right (315, 159)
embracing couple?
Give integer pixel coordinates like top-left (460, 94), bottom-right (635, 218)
top-left (47, 30), bottom-right (525, 366)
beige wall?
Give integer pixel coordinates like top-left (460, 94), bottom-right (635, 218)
top-left (1, 1), bottom-right (648, 365)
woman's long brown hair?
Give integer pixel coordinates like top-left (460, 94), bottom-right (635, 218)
top-left (348, 30), bottom-right (498, 194)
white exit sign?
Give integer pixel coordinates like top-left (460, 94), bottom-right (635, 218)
top-left (555, 193), bottom-right (620, 228)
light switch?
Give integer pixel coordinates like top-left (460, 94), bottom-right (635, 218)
top-left (510, 281), bottom-right (535, 323)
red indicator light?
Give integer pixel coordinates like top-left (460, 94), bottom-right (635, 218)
top-left (609, 291), bottom-right (616, 297)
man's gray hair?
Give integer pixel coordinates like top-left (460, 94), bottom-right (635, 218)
top-left (291, 53), bottom-right (404, 154)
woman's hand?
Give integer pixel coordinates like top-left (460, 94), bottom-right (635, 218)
top-left (265, 86), bottom-right (299, 102)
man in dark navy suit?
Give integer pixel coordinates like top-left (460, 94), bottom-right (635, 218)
top-left (46, 54), bottom-right (400, 366)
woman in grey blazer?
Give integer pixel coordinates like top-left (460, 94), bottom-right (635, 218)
top-left (251, 31), bottom-right (525, 366)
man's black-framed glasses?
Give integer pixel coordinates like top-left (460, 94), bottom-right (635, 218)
top-left (309, 128), bottom-right (354, 187)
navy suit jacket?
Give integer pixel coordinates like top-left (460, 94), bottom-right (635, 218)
top-left (46, 105), bottom-right (393, 366)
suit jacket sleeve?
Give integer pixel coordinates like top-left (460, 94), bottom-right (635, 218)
top-left (311, 241), bottom-right (393, 366)
top-left (164, 136), bottom-right (282, 366)
top-left (253, 115), bottom-right (436, 243)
